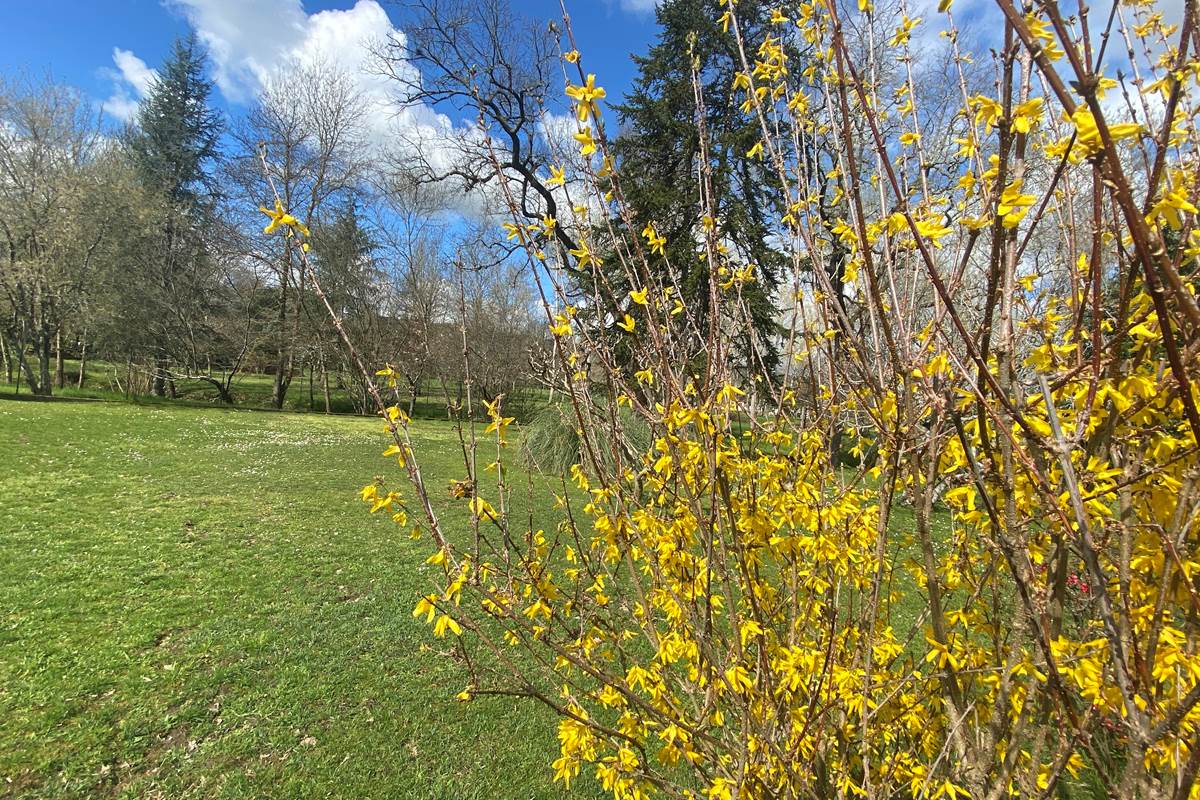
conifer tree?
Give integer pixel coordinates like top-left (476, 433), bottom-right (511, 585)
top-left (125, 33), bottom-right (223, 395)
top-left (612, 0), bottom-right (799, 376)
top-left (127, 33), bottom-right (222, 210)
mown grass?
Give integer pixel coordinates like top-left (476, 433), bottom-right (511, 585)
top-left (0, 392), bottom-right (969, 799)
top-left (0, 398), bottom-right (584, 799)
top-left (1, 360), bottom-right (550, 421)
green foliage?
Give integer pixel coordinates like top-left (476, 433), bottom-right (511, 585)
top-left (126, 33), bottom-right (223, 208)
top-left (307, 198), bottom-right (379, 323)
top-left (522, 398), bottom-right (652, 474)
top-left (610, 0), bottom-right (797, 374)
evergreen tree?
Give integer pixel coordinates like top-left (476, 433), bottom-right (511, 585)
top-left (127, 33), bottom-right (222, 210)
top-left (125, 32), bottom-right (224, 395)
top-left (611, 0), bottom-right (799, 376)
top-left (309, 199), bottom-right (377, 319)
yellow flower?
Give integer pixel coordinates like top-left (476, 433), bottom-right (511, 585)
top-left (969, 95), bottom-right (1003, 133)
top-left (914, 215), bottom-right (954, 246)
top-left (573, 128), bottom-right (597, 157)
top-left (890, 16), bottom-right (920, 46)
top-left (259, 198), bottom-right (310, 237)
top-left (563, 49), bottom-right (580, 64)
top-left (616, 314), bottom-right (636, 333)
top-left (924, 634), bottom-right (960, 670)
top-left (716, 384), bottom-right (745, 404)
top-left (630, 288), bottom-right (649, 306)
top-left (1024, 13), bottom-right (1064, 60)
top-left (433, 614), bottom-right (462, 637)
top-left (998, 179), bottom-right (1036, 228)
top-left (1011, 97), bottom-right (1044, 133)
top-left (1129, 322), bottom-right (1158, 340)
top-left (547, 165), bottom-right (566, 186)
top-left (569, 244), bottom-right (596, 269)
top-left (1148, 186), bottom-right (1198, 230)
top-left (549, 314), bottom-right (573, 337)
top-left (468, 496), bottom-right (498, 521)
top-left (484, 410), bottom-right (516, 442)
top-left (746, 141), bottom-right (765, 160)
top-left (1064, 108), bottom-right (1142, 161)
top-left (641, 224), bottom-right (667, 254)
top-left (724, 664), bottom-right (754, 693)
top-left (413, 594), bottom-right (438, 623)
top-left (566, 74), bottom-right (606, 123)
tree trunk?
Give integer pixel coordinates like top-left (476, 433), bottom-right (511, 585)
top-left (14, 338), bottom-right (41, 395)
top-left (0, 331), bottom-right (11, 384)
top-left (37, 327), bottom-right (52, 396)
top-left (272, 363), bottom-right (290, 409)
top-left (77, 334), bottom-right (87, 388)
top-left (320, 355), bottom-right (332, 414)
top-left (54, 329), bottom-right (65, 389)
top-left (191, 374), bottom-right (233, 404)
top-left (152, 357), bottom-right (168, 397)
top-left (308, 360), bottom-right (315, 411)
top-left (11, 333), bottom-right (42, 395)
top-left (271, 251), bottom-right (291, 410)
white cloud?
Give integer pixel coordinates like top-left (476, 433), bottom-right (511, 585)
top-left (101, 93), bottom-right (140, 123)
top-left (99, 0), bottom-right (596, 218)
top-left (100, 1), bottom-right (468, 192)
top-left (101, 48), bottom-right (157, 122)
top-left (170, 0), bottom-right (465, 158)
top-left (166, 0), bottom-right (382, 102)
top-left (618, 0), bottom-right (659, 12)
top-left (114, 49), bottom-right (157, 96)
top-left (100, 1), bottom-right (418, 129)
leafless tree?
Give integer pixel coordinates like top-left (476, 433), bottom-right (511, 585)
top-left (227, 58), bottom-right (369, 409)
top-left (0, 75), bottom-right (104, 395)
top-left (376, 0), bottom-right (579, 255)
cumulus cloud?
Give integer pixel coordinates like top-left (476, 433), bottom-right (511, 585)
top-left (173, 0), bottom-right (449, 154)
top-left (100, 0), bottom-right (482, 203)
top-left (166, 0), bottom-right (387, 102)
top-left (101, 48), bottom-right (157, 122)
top-left (100, 1), bottom-right (452, 143)
top-left (114, 48), bottom-right (157, 96)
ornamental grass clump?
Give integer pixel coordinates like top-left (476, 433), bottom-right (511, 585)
top-left (263, 0), bottom-right (1200, 796)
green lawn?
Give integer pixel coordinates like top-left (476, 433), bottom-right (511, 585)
top-left (0, 398), bottom-right (575, 799)
top-left (1, 360), bottom-right (549, 420)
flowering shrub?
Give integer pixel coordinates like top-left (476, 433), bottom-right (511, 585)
top-left (267, 0), bottom-right (1200, 796)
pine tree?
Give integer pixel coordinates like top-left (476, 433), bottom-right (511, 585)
top-left (127, 33), bottom-right (222, 211)
top-left (309, 199), bottom-right (377, 318)
top-left (125, 33), bottom-right (223, 395)
top-left (611, 0), bottom-right (798, 376)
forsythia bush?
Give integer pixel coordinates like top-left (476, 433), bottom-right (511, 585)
top-left (271, 0), bottom-right (1200, 796)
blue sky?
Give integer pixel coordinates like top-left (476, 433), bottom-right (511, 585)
top-left (0, 0), bottom-right (660, 128)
